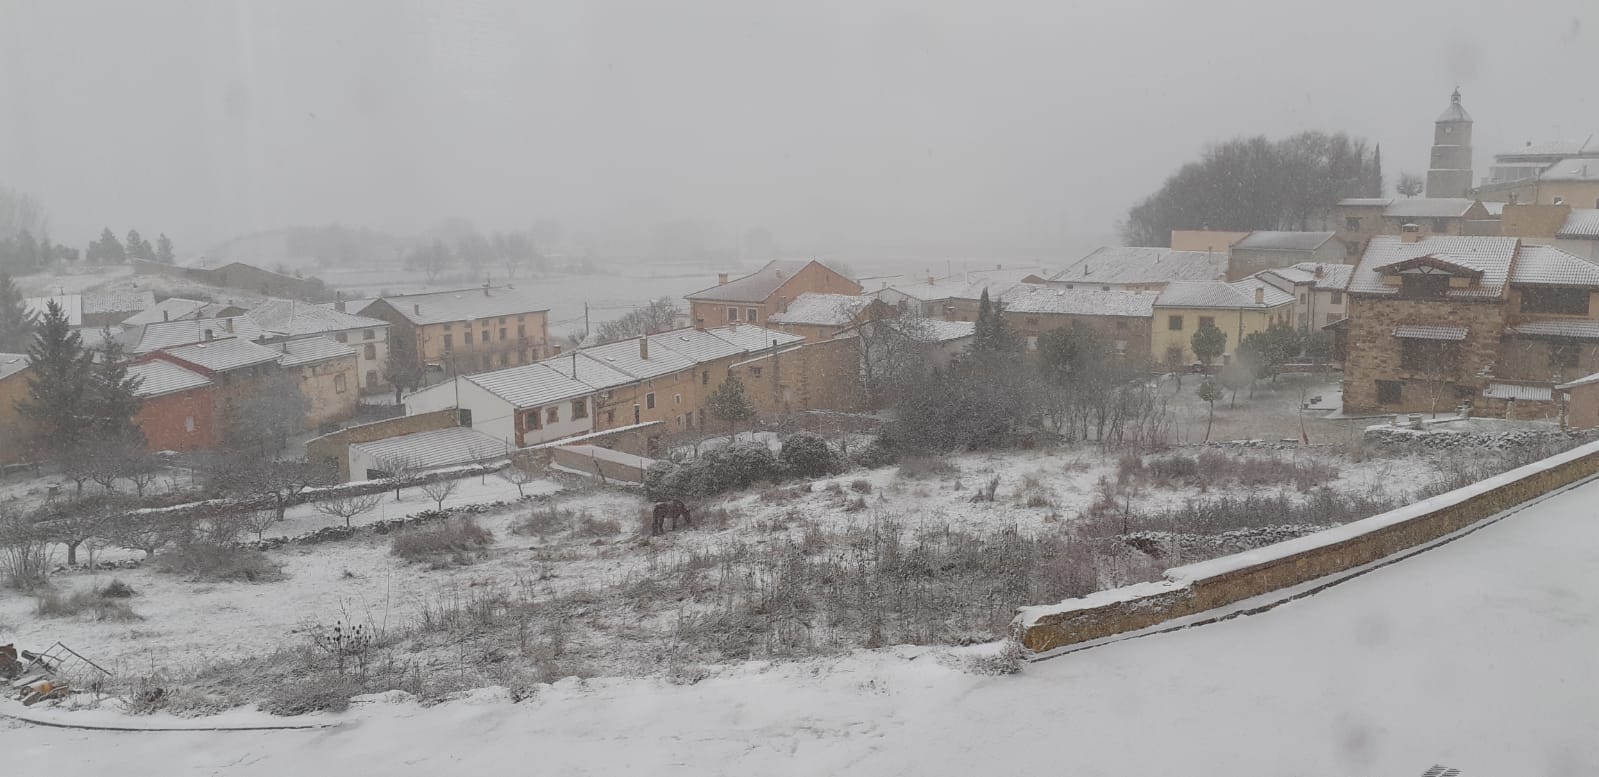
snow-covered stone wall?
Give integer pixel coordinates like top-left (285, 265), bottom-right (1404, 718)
top-left (1016, 439), bottom-right (1599, 654)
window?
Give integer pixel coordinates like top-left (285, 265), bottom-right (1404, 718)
top-left (1198, 316), bottom-right (1215, 329)
top-left (1168, 315), bottom-right (1184, 331)
top-left (363, 329), bottom-right (375, 340)
top-left (1298, 294), bottom-right (1307, 303)
top-left (1521, 287), bottom-right (1589, 315)
top-left (1432, 219), bottom-right (1448, 234)
top-left (605, 409), bottom-right (615, 424)
top-left (1115, 320), bottom-right (1128, 330)
top-left (1399, 274), bottom-right (1449, 299)
top-left (546, 406), bottom-right (559, 424)
top-left (1376, 380), bottom-right (1402, 405)
top-left (464, 331), bottom-right (473, 345)
top-left (442, 334), bottom-right (453, 351)
top-left (334, 373), bottom-right (348, 393)
top-left (499, 353), bottom-right (509, 367)
top-left (646, 392), bottom-right (656, 409)
top-left (1025, 317), bottom-right (1039, 325)
top-left (746, 308), bottom-right (759, 322)
top-left (482, 329), bottom-right (489, 344)
top-left (1329, 291), bottom-right (1342, 305)
top-left (443, 323), bottom-right (452, 330)
top-left (184, 416), bottom-right (195, 433)
top-left (1400, 340), bottom-right (1454, 371)
top-left (519, 348), bottom-right (528, 363)
top-left (727, 307), bottom-right (738, 321)
top-left (364, 344), bottom-right (376, 360)
top-left (572, 399), bottom-right (588, 419)
top-left (1344, 217), bottom-right (1361, 231)
top-left (1550, 342), bottom-right (1581, 370)
top-left (1345, 242), bottom-right (1361, 258)
top-left (366, 369), bottom-right (378, 386)
top-left (525, 409), bottom-right (542, 430)
top-left (498, 317), bottom-right (506, 324)
top-left (335, 332), bottom-right (348, 343)
top-left (1325, 313), bottom-right (1339, 325)
top-left (500, 328), bottom-right (507, 341)
top-left (674, 393), bottom-right (681, 405)
top-left (750, 366), bottom-right (763, 377)
top-left (702, 370), bottom-right (710, 385)
top-left (1455, 385), bottom-right (1476, 401)
top-left (518, 324), bottom-right (526, 338)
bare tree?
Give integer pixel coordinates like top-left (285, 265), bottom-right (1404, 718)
top-left (595, 297), bottom-right (681, 343)
top-left (380, 456), bottom-right (420, 500)
top-left (108, 512), bottom-right (183, 558)
top-left (419, 477), bottom-right (460, 511)
top-left (239, 508), bottom-right (284, 540)
top-left (1396, 172), bottom-right (1425, 198)
top-left (852, 318), bottom-right (936, 408)
top-left (1408, 340), bottom-right (1460, 418)
top-left (216, 453), bottom-right (334, 526)
top-left (36, 496), bottom-right (123, 566)
top-left (225, 369), bottom-right (311, 454)
top-left (0, 506), bottom-right (52, 590)
top-left (313, 492), bottom-right (384, 529)
top-left (1163, 345), bottom-right (1185, 390)
top-left (500, 463), bottom-right (544, 498)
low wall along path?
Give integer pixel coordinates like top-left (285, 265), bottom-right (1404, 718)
top-left (1015, 439), bottom-right (1599, 655)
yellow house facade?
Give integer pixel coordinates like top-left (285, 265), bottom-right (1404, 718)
top-left (1151, 278), bottom-right (1295, 364)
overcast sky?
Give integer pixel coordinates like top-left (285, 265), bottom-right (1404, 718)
top-left (2, 0), bottom-right (1597, 257)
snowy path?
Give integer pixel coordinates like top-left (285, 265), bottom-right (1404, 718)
top-left (13, 475), bottom-right (1599, 775)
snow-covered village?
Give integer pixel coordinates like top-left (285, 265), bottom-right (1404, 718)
top-left (2, 4), bottom-right (1598, 775)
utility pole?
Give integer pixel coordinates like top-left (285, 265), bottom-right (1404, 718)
top-left (584, 302), bottom-right (590, 337)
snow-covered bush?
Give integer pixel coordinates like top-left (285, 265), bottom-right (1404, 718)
top-left (717, 441), bottom-right (778, 489)
top-left (850, 438), bottom-right (899, 469)
top-left (644, 460), bottom-right (688, 502)
top-left (780, 432), bottom-right (839, 478)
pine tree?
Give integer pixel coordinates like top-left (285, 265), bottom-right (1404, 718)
top-left (16, 300), bottom-right (93, 453)
top-left (971, 289), bottom-right (1018, 352)
top-left (0, 273), bottom-right (35, 351)
top-left (90, 228), bottom-right (125, 264)
top-left (155, 233), bottom-right (175, 264)
top-left (706, 375), bottom-right (756, 435)
top-left (1190, 322), bottom-right (1227, 368)
top-left (1370, 144), bottom-right (1384, 197)
top-left (87, 331), bottom-right (144, 444)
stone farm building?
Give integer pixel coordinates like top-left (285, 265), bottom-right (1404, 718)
top-left (360, 286), bottom-right (550, 382)
top-left (686, 260), bottom-right (861, 329)
top-left (1046, 247), bottom-right (1229, 292)
top-left (1000, 284), bottom-right (1158, 364)
top-left (246, 299), bottom-right (391, 394)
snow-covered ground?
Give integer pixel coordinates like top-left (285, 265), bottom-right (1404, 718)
top-left (11, 455), bottom-right (1598, 775)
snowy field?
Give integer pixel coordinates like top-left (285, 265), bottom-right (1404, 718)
top-left (10, 454), bottom-right (1597, 776)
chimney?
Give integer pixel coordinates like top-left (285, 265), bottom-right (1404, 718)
top-left (1254, 286), bottom-right (1265, 305)
top-left (203, 328), bottom-right (214, 341)
top-left (1400, 223), bottom-right (1423, 243)
top-left (694, 317), bottom-right (705, 331)
top-left (639, 337), bottom-right (649, 360)
top-left (162, 309), bottom-right (169, 322)
top-left (414, 303), bottom-right (422, 315)
top-left (482, 283), bottom-right (491, 297)
top-left (1313, 265), bottom-right (1325, 279)
top-left (717, 273), bottom-right (729, 285)
top-left (224, 318), bottom-right (234, 333)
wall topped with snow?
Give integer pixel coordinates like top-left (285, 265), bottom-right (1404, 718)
top-left (1016, 439), bottom-right (1599, 654)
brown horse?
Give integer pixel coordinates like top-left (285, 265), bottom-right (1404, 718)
top-left (651, 500), bottom-right (692, 536)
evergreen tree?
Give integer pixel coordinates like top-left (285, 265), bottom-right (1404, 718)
top-left (155, 233), bottom-right (175, 264)
top-left (86, 331), bottom-right (144, 444)
top-left (126, 229), bottom-right (155, 262)
top-left (16, 300), bottom-right (93, 453)
top-left (706, 375), bottom-right (756, 435)
top-left (0, 273), bottom-right (35, 351)
top-left (89, 228), bottom-right (125, 264)
top-left (1370, 144), bottom-right (1384, 197)
top-left (970, 289), bottom-right (1018, 352)
top-left (1190, 321), bottom-right (1227, 368)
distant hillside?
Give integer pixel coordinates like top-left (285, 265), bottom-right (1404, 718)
top-left (204, 225), bottom-right (413, 272)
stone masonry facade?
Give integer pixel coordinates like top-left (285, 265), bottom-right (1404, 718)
top-left (1342, 296), bottom-right (1505, 413)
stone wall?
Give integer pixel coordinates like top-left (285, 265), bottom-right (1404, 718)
top-left (307, 408), bottom-right (463, 479)
top-left (550, 444), bottom-right (655, 484)
top-left (1342, 295), bottom-right (1505, 413)
top-left (1016, 439), bottom-right (1599, 654)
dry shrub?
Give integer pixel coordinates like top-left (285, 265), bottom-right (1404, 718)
top-left (260, 674), bottom-right (359, 716)
top-left (513, 505), bottom-right (579, 538)
top-left (759, 485), bottom-right (808, 503)
top-left (391, 517), bottom-right (493, 567)
top-left (574, 515), bottom-right (622, 539)
top-left (156, 544), bottom-right (284, 582)
top-left (849, 479), bottom-right (872, 493)
top-left (34, 589), bottom-right (142, 621)
top-left (1126, 451), bottom-right (1337, 491)
top-left (98, 579), bottom-right (137, 598)
top-left (896, 456), bottom-right (957, 480)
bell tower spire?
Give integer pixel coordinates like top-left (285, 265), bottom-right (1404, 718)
top-left (1426, 87), bottom-right (1474, 198)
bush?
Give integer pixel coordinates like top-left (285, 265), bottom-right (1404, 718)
top-left (260, 675), bottom-right (358, 716)
top-left (780, 433), bottom-right (839, 478)
top-left (155, 543), bottom-right (284, 582)
top-left (963, 639), bottom-right (1026, 676)
top-left (848, 479), bottom-right (872, 494)
top-left (34, 589), bottom-right (142, 621)
top-left (644, 461), bottom-right (689, 502)
top-left (717, 441), bottom-right (778, 489)
top-left (98, 579), bottom-right (137, 598)
top-left (851, 438), bottom-right (899, 469)
top-left (391, 517), bottom-right (494, 566)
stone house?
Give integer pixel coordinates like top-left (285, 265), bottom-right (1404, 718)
top-left (1225, 231), bottom-right (1343, 281)
top-left (767, 293), bottom-right (887, 343)
top-left (206, 262), bottom-right (327, 300)
top-left (1341, 235), bottom-right (1599, 418)
top-left (686, 259), bottom-right (861, 329)
top-left (870, 268), bottom-right (1036, 321)
top-left (126, 359), bottom-right (216, 452)
top-left (247, 299), bottom-right (391, 394)
top-left (360, 286), bottom-right (550, 382)
top-left (727, 336), bottom-right (863, 420)
top-left (1000, 284), bottom-right (1158, 364)
top-left (1254, 263), bottom-right (1354, 330)
top-left (1151, 278), bottom-right (1295, 365)
top-left (274, 338), bottom-right (360, 431)
top-left (130, 315), bottom-right (266, 354)
top-left (1474, 158), bottom-right (1599, 209)
top-left (0, 354), bottom-right (33, 465)
top-left (1330, 198), bottom-right (1498, 259)
top-left (1046, 247), bottom-right (1228, 292)
top-left (137, 338), bottom-right (286, 446)
top-left (405, 361), bottom-right (596, 450)
top-left (1169, 230), bottom-right (1249, 253)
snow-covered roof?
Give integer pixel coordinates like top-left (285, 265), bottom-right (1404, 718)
top-left (275, 337), bottom-right (356, 367)
top-left (349, 426), bottom-right (508, 471)
top-left (767, 293), bottom-right (872, 326)
top-left (1506, 319), bottom-right (1599, 340)
top-left (1556, 370), bottom-right (1599, 391)
top-left (82, 289), bottom-right (156, 316)
top-left (1001, 284), bottom-right (1157, 317)
top-left (686, 260), bottom-right (818, 303)
top-left (127, 359), bottom-right (212, 397)
top-left (695, 324), bottom-right (805, 353)
top-left (134, 316), bottom-right (266, 353)
top-left (1436, 92), bottom-right (1471, 123)
top-left (1392, 324), bottom-right (1468, 341)
top-left (1536, 157), bottom-right (1599, 182)
top-left (1557, 209), bottom-right (1599, 239)
top-left (577, 337), bottom-right (699, 380)
top-left (1049, 247), bottom-right (1228, 286)
top-left (1483, 382), bottom-right (1552, 401)
top-left (1509, 245), bottom-right (1599, 287)
top-left (23, 294), bottom-right (82, 326)
top-left (545, 353), bottom-right (640, 392)
top-left (645, 327), bottom-right (752, 363)
top-left (1155, 279), bottom-right (1293, 309)
top-left (247, 299), bottom-right (389, 337)
top-left (1498, 138), bottom-right (1596, 159)
top-left (0, 353), bottom-right (28, 382)
top-left (1348, 236), bottom-right (1518, 300)
top-left (121, 298), bottom-right (213, 326)
top-left (467, 362), bottom-right (597, 409)
top-left (1382, 198), bottom-right (1480, 219)
top-left (363, 287), bottom-right (547, 326)
top-left (881, 318), bottom-right (976, 343)
top-left (1254, 262), bottom-right (1354, 290)
top-left (159, 337), bottom-right (283, 373)
top-left (879, 269), bottom-right (1037, 304)
top-left (1233, 231), bottom-right (1335, 252)
top-left (1337, 197), bottom-right (1393, 208)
